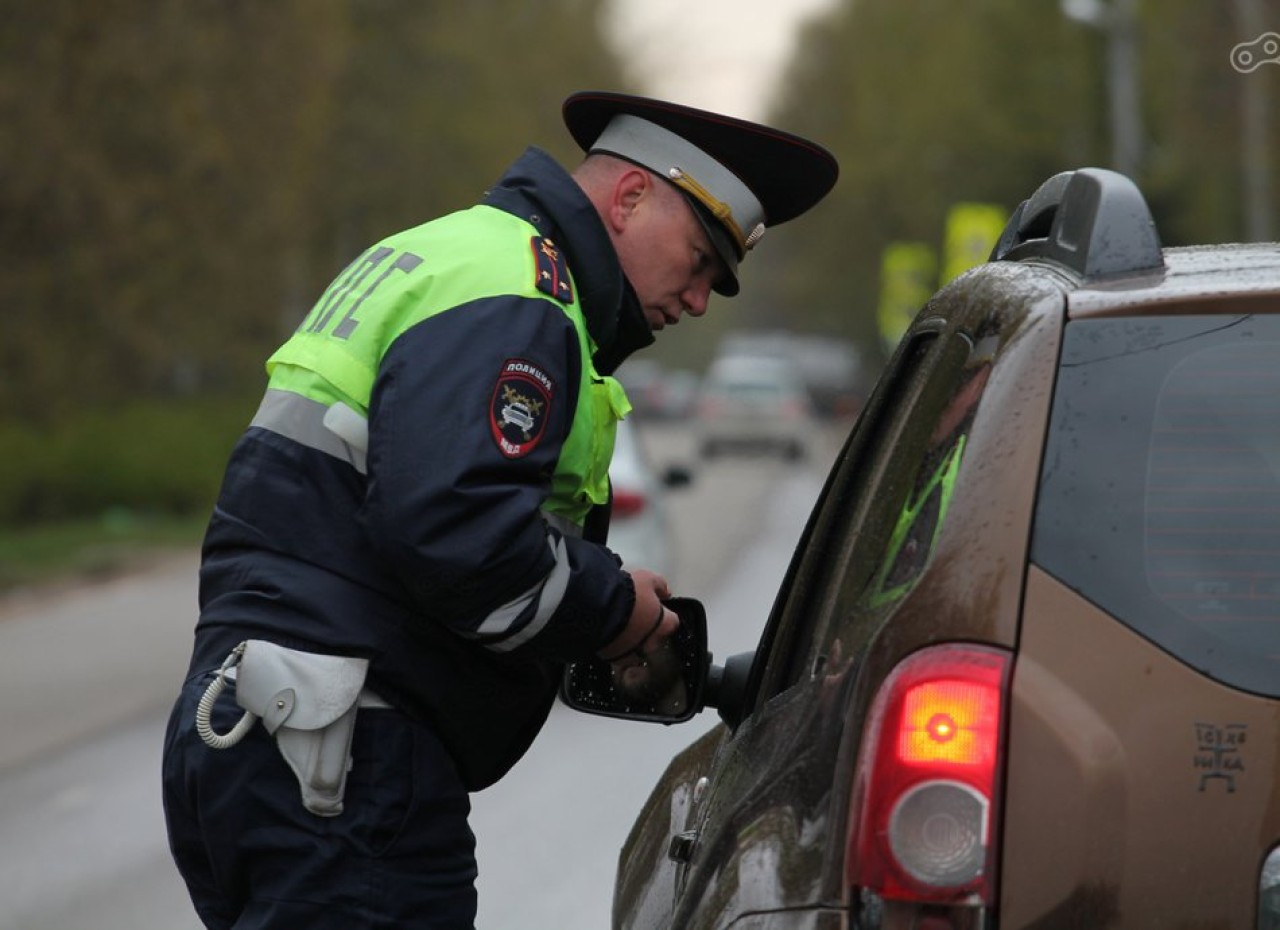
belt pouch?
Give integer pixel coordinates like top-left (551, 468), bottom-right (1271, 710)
top-left (233, 640), bottom-right (371, 817)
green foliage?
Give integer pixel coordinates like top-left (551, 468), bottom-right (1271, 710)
top-left (6, 0), bottom-right (1276, 532)
top-left (0, 0), bottom-right (628, 428)
top-left (755, 0), bottom-right (1280, 368)
top-left (1139, 0), bottom-right (1278, 245)
top-left (1, 0), bottom-right (346, 421)
top-left (0, 0), bottom-right (629, 529)
top-left (320, 0), bottom-right (629, 258)
top-left (0, 515), bottom-right (205, 593)
top-left (0, 396), bottom-right (253, 526)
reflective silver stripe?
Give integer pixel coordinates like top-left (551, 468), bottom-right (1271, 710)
top-left (481, 535), bottom-right (572, 652)
top-left (253, 390), bottom-right (575, 652)
top-left (541, 510), bottom-right (582, 539)
top-left (250, 389), bottom-right (368, 474)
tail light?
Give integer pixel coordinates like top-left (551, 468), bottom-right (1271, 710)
top-left (848, 644), bottom-right (1011, 910)
top-left (697, 397), bottom-right (726, 419)
top-left (780, 398), bottom-right (808, 419)
top-left (612, 487), bottom-right (647, 518)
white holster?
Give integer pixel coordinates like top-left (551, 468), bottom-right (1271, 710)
top-left (197, 640), bottom-right (387, 817)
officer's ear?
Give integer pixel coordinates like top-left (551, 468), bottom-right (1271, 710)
top-left (606, 167), bottom-right (652, 233)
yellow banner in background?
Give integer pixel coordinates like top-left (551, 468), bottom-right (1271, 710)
top-left (876, 203), bottom-right (1008, 353)
top-left (876, 242), bottom-right (937, 351)
top-left (941, 202), bottom-right (1008, 285)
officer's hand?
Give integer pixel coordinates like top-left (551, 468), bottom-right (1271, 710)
top-left (597, 569), bottom-right (675, 661)
top-left (598, 569), bottom-right (686, 710)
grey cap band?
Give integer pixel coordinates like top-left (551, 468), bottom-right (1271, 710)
top-left (562, 89), bottom-right (839, 297)
top-left (589, 113), bottom-right (767, 260)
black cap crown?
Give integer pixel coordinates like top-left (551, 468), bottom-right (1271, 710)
top-left (563, 91), bottom-right (839, 295)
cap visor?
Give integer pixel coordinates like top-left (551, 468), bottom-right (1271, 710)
top-left (684, 197), bottom-right (739, 297)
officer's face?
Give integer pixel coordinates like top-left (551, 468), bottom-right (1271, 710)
top-left (615, 177), bottom-right (725, 331)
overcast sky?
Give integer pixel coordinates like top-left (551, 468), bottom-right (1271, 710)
top-left (606, 0), bottom-right (840, 121)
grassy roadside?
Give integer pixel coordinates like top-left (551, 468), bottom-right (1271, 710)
top-left (0, 513), bottom-right (206, 595)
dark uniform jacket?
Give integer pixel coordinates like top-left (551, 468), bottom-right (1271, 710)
top-left (188, 148), bottom-right (654, 790)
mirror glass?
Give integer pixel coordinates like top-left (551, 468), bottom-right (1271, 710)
top-left (561, 596), bottom-right (708, 723)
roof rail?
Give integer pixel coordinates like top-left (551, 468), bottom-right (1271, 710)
top-left (989, 168), bottom-right (1164, 279)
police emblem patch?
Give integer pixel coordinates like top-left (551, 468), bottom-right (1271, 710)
top-left (490, 358), bottom-right (554, 458)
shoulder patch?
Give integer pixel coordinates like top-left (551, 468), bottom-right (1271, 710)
top-left (490, 358), bottom-right (554, 458)
top-left (531, 236), bottom-right (574, 304)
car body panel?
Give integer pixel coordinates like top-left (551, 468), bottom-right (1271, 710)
top-left (617, 265), bottom-right (1068, 929)
top-left (665, 679), bottom-right (854, 929)
top-left (723, 909), bottom-right (846, 929)
top-left (1003, 566), bottom-right (1280, 927)
top-left (607, 175), bottom-right (1280, 929)
top-left (1067, 244), bottom-right (1280, 318)
top-left (616, 726), bottom-right (727, 930)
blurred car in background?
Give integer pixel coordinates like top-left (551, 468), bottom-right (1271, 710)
top-left (694, 354), bottom-right (816, 460)
top-left (655, 368), bottom-right (700, 420)
top-left (607, 417), bottom-right (691, 583)
top-left (615, 358), bottom-right (700, 420)
top-left (717, 329), bottom-right (865, 418)
top-left (569, 168), bottom-right (1280, 929)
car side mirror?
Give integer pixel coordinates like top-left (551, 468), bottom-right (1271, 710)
top-left (560, 597), bottom-right (710, 724)
top-left (706, 650), bottom-right (754, 731)
top-left (662, 464), bottom-right (693, 489)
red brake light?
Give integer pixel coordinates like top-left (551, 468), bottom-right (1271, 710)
top-left (697, 397), bottom-right (725, 419)
top-left (612, 487), bottom-right (647, 518)
top-left (780, 398), bottom-right (807, 419)
top-left (848, 644), bottom-right (1011, 908)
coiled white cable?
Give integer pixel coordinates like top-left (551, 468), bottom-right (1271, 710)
top-left (195, 642), bottom-right (258, 749)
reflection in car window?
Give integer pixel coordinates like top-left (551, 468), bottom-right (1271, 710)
top-left (867, 435), bottom-right (966, 606)
top-left (757, 329), bottom-right (992, 699)
top-left (751, 334), bottom-right (936, 699)
top-left (1032, 315), bottom-right (1280, 697)
top-left (864, 356), bottom-right (991, 608)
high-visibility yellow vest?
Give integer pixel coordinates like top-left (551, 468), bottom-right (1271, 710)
top-left (263, 202), bottom-right (630, 527)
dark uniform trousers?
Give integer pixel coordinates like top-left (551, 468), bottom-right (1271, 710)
top-left (162, 669), bottom-right (479, 929)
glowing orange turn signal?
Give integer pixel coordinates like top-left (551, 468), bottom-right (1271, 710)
top-left (898, 679), bottom-right (999, 767)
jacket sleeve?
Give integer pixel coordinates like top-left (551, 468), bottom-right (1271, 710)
top-left (362, 294), bottom-right (633, 661)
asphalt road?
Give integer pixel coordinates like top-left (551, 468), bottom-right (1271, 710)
top-left (0, 420), bottom-right (844, 930)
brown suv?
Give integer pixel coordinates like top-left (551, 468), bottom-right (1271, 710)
top-left (564, 168), bottom-right (1280, 929)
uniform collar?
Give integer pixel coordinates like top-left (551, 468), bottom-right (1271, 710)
top-left (483, 147), bottom-right (653, 374)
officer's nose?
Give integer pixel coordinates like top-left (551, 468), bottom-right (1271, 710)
top-left (683, 280), bottom-right (712, 317)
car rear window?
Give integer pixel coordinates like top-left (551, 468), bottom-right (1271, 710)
top-left (719, 381), bottom-right (786, 398)
top-left (1032, 314), bottom-right (1280, 697)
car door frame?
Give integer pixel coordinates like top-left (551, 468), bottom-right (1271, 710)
top-left (657, 264), bottom-right (1069, 929)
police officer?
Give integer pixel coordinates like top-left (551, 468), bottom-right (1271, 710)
top-left (161, 90), bottom-right (838, 929)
